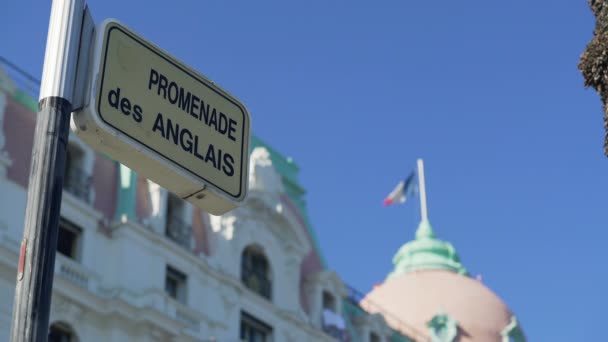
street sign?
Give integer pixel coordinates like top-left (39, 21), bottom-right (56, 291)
top-left (74, 19), bottom-right (250, 215)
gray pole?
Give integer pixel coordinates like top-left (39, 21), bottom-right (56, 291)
top-left (10, 0), bottom-right (84, 341)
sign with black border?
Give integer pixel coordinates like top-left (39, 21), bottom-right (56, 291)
top-left (75, 19), bottom-right (250, 214)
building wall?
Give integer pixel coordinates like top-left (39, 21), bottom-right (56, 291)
top-left (0, 69), bottom-right (407, 342)
top-left (0, 176), bottom-right (335, 341)
top-left (0, 93), bottom-right (326, 341)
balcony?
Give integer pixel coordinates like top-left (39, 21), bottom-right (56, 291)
top-left (152, 291), bottom-right (201, 334)
top-left (64, 166), bottom-right (92, 203)
top-left (165, 215), bottom-right (192, 249)
top-left (322, 308), bottom-right (348, 341)
top-left (54, 254), bottom-right (97, 291)
top-left (175, 305), bottom-right (201, 332)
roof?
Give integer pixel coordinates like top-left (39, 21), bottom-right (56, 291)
top-left (388, 220), bottom-right (467, 279)
top-left (365, 270), bottom-right (514, 342)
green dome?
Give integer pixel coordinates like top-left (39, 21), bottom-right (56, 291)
top-left (387, 220), bottom-right (468, 279)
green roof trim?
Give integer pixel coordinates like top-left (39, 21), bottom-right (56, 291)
top-left (12, 89), bottom-right (38, 112)
top-left (250, 135), bottom-right (328, 269)
top-left (114, 163), bottom-right (137, 221)
top-left (388, 220), bottom-right (468, 279)
top-left (501, 316), bottom-right (526, 342)
top-left (341, 300), bottom-right (363, 342)
top-left (250, 136), bottom-right (300, 184)
top-left (0, 67), bottom-right (38, 112)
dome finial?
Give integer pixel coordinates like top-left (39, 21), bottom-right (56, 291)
top-left (385, 160), bottom-right (467, 278)
top-left (415, 219), bottom-right (435, 239)
top-left (388, 220), bottom-right (468, 279)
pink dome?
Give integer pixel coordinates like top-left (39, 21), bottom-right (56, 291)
top-left (363, 270), bottom-right (513, 342)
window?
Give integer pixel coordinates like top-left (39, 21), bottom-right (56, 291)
top-left (48, 322), bottom-right (75, 342)
top-left (240, 311), bottom-right (272, 342)
top-left (241, 245), bottom-right (272, 299)
top-left (322, 290), bottom-right (347, 340)
top-left (323, 290), bottom-right (336, 312)
top-left (165, 193), bottom-right (192, 248)
top-left (427, 312), bottom-right (458, 342)
top-left (370, 332), bottom-right (381, 342)
top-left (63, 144), bottom-right (91, 203)
top-left (57, 219), bottom-right (82, 260)
top-left (322, 304), bottom-right (346, 340)
top-left (165, 265), bottom-right (187, 304)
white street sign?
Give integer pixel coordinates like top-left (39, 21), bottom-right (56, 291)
top-left (74, 20), bottom-right (250, 215)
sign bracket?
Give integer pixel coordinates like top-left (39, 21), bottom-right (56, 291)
top-left (72, 6), bottom-right (95, 112)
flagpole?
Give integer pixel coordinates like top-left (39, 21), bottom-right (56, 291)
top-left (417, 159), bottom-right (428, 221)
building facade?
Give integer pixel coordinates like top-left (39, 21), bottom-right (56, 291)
top-left (0, 63), bottom-right (416, 342)
top-left (0, 60), bottom-right (525, 342)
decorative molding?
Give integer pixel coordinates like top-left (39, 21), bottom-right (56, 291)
top-left (52, 296), bottom-right (85, 322)
top-left (246, 147), bottom-right (311, 258)
top-left (49, 295), bottom-right (87, 340)
top-left (501, 315), bottom-right (526, 342)
top-left (241, 193), bottom-right (309, 259)
top-left (249, 147), bottom-right (284, 195)
top-left (211, 214), bottom-right (237, 241)
top-left (427, 312), bottom-right (458, 342)
top-left (144, 180), bottom-right (168, 234)
top-left (304, 270), bottom-right (348, 302)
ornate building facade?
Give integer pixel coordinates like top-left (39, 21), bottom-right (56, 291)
top-left (0, 61), bottom-right (525, 342)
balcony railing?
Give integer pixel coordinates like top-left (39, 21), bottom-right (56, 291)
top-left (64, 166), bottom-right (92, 203)
top-left (146, 290), bottom-right (201, 334)
top-left (241, 265), bottom-right (272, 299)
top-left (175, 305), bottom-right (201, 331)
top-left (165, 215), bottom-right (192, 249)
top-left (54, 254), bottom-right (95, 291)
top-left (345, 284), bottom-right (429, 342)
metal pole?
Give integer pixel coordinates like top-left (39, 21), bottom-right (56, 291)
top-left (417, 158), bottom-right (428, 222)
top-left (10, 0), bottom-right (84, 341)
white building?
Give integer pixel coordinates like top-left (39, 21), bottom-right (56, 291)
top-left (0, 62), bottom-right (416, 342)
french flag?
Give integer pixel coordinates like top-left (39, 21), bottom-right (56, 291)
top-left (383, 171), bottom-right (417, 206)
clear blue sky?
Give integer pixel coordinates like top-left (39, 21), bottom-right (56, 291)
top-left (2, 1), bottom-right (604, 340)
